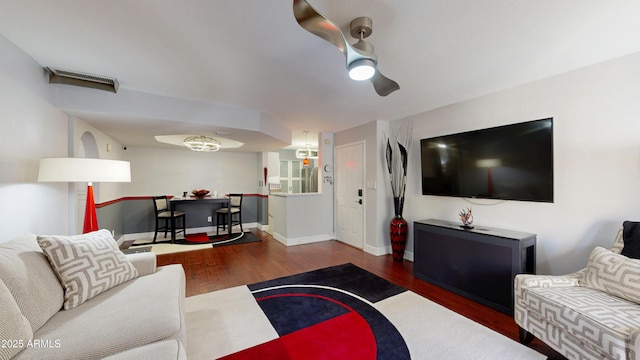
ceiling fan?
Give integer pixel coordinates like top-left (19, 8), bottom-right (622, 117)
top-left (293, 0), bottom-right (400, 97)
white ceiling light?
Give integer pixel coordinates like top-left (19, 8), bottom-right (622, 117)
top-left (183, 136), bottom-right (221, 152)
top-left (348, 58), bottom-right (376, 81)
top-left (155, 135), bottom-right (243, 149)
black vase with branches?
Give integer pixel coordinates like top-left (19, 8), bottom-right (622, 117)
top-left (385, 122), bottom-right (412, 261)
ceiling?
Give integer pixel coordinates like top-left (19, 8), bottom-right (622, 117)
top-left (2, 0), bottom-right (640, 152)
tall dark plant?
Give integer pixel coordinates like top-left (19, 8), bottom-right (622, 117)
top-left (385, 122), bottom-right (412, 217)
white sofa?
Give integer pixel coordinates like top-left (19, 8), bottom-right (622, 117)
top-left (515, 226), bottom-right (640, 360)
top-left (0, 231), bottom-right (187, 360)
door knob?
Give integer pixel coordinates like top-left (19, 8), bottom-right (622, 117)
top-left (358, 199), bottom-right (363, 205)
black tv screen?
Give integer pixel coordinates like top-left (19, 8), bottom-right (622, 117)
top-left (420, 118), bottom-right (553, 202)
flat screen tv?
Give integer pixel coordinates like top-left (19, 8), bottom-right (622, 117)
top-left (420, 118), bottom-right (553, 202)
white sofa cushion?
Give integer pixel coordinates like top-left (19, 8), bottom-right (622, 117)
top-left (126, 252), bottom-right (157, 276)
top-left (0, 233), bottom-right (63, 332)
top-left (0, 279), bottom-right (33, 360)
top-left (37, 229), bottom-right (139, 309)
top-left (13, 265), bottom-right (186, 360)
top-left (584, 246), bottom-right (640, 304)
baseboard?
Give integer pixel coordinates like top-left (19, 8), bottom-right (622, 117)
top-left (363, 243), bottom-right (414, 261)
top-left (404, 250), bottom-right (415, 262)
top-left (364, 244), bottom-right (390, 256)
top-left (272, 232), bottom-right (332, 246)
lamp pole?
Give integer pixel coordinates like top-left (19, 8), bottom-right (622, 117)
top-left (83, 181), bottom-right (99, 233)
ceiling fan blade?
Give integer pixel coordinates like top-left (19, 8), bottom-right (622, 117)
top-left (293, 0), bottom-right (367, 65)
top-left (371, 70), bottom-right (400, 96)
top-left (293, 0), bottom-right (349, 55)
top-left (293, 0), bottom-right (397, 96)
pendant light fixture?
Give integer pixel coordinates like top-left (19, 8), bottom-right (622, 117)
top-left (303, 130), bottom-right (310, 167)
top-left (183, 136), bottom-right (221, 152)
top-left (303, 131), bottom-right (310, 167)
top-left (296, 131), bottom-right (319, 163)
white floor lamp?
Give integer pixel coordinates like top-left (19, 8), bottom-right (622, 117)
top-left (38, 158), bottom-right (131, 233)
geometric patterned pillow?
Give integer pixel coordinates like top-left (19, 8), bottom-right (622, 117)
top-left (36, 229), bottom-right (138, 310)
top-left (584, 246), bottom-right (640, 304)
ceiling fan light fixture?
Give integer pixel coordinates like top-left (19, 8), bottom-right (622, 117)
top-left (293, 0), bottom-right (399, 95)
top-left (348, 58), bottom-right (376, 81)
top-left (183, 136), bottom-right (221, 152)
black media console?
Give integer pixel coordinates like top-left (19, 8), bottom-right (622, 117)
top-left (413, 219), bottom-right (536, 315)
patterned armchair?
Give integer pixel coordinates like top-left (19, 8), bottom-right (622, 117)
top-left (515, 226), bottom-right (640, 360)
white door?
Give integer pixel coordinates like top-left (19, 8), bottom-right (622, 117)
top-left (335, 142), bottom-right (364, 249)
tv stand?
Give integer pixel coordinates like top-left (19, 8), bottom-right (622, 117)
top-left (413, 219), bottom-right (536, 315)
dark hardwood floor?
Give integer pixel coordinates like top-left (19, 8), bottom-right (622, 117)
top-left (157, 229), bottom-right (565, 359)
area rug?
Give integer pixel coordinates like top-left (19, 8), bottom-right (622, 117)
top-left (143, 232), bottom-right (261, 255)
top-left (175, 231), bottom-right (261, 247)
top-left (184, 263), bottom-right (545, 360)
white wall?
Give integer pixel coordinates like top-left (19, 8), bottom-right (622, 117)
top-left (69, 116), bottom-right (127, 234)
top-left (72, 116), bottom-right (128, 203)
top-left (122, 146), bottom-right (259, 197)
top-left (335, 121), bottom-right (389, 253)
top-left (0, 32), bottom-right (267, 239)
top-left (399, 51), bottom-right (640, 275)
top-left (0, 34), bottom-right (69, 239)
top-left (318, 132), bottom-right (335, 236)
top-left (0, 33), bottom-right (132, 238)
top-left (269, 193), bottom-right (330, 245)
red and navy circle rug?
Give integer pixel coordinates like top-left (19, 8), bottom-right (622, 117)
top-left (219, 263), bottom-right (410, 359)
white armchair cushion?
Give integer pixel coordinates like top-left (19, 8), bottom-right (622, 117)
top-left (37, 229), bottom-right (139, 310)
top-left (584, 246), bottom-right (640, 304)
top-left (515, 272), bottom-right (582, 291)
top-left (522, 286), bottom-right (638, 359)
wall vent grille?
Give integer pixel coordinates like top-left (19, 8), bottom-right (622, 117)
top-left (46, 67), bottom-right (119, 93)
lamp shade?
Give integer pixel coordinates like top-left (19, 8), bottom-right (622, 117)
top-left (38, 158), bottom-right (131, 183)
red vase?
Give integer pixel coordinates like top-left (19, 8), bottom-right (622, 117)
top-left (390, 215), bottom-right (408, 261)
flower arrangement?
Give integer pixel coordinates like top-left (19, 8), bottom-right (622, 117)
top-left (459, 207), bottom-right (473, 227)
top-left (192, 189), bottom-right (210, 199)
top-left (385, 122), bottom-right (413, 217)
